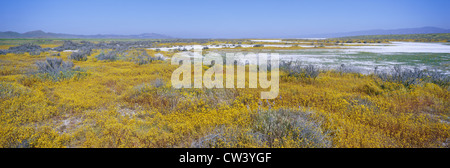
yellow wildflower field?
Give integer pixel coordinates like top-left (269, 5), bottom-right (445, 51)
top-left (0, 43), bottom-right (448, 148)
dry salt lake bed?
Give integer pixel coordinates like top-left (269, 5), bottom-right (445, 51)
top-left (276, 42), bottom-right (450, 74)
top-left (150, 41), bottom-right (450, 74)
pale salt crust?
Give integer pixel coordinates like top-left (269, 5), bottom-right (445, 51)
top-left (63, 50), bottom-right (79, 52)
top-left (345, 42), bottom-right (450, 53)
top-left (149, 42), bottom-right (450, 74)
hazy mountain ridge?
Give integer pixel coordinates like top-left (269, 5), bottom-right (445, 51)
top-left (1, 27), bottom-right (450, 39)
top-left (0, 30), bottom-right (173, 39)
top-left (296, 27), bottom-right (450, 38)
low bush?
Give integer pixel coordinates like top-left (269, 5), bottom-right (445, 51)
top-left (134, 51), bottom-right (166, 65)
top-left (191, 108), bottom-right (332, 148)
top-left (96, 51), bottom-right (119, 61)
top-left (280, 61), bottom-right (320, 80)
top-left (376, 65), bottom-right (450, 87)
top-left (35, 57), bottom-right (85, 81)
top-left (338, 64), bottom-right (364, 74)
top-left (253, 108), bottom-right (331, 148)
top-left (68, 49), bottom-right (91, 61)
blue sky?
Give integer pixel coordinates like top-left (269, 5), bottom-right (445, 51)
top-left (0, 0), bottom-right (449, 38)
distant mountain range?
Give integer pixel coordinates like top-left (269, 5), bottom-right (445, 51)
top-left (0, 30), bottom-right (173, 39)
top-left (295, 27), bottom-right (450, 38)
top-left (1, 27), bottom-right (450, 39)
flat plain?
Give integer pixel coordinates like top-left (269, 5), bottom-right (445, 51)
top-left (0, 37), bottom-right (449, 148)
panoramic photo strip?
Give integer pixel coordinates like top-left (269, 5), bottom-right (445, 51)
top-left (0, 0), bottom-right (448, 166)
